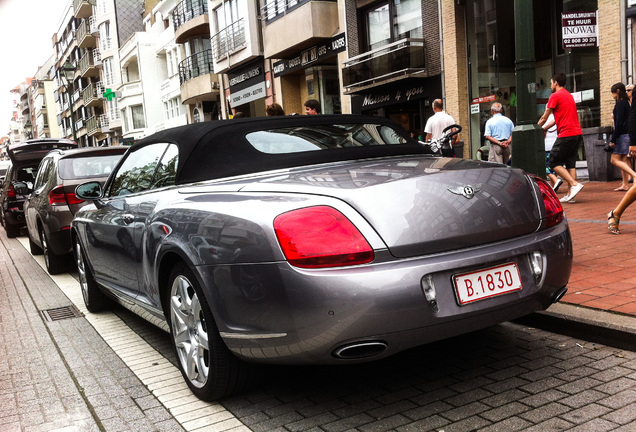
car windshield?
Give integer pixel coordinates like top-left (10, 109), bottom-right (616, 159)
top-left (245, 123), bottom-right (407, 154)
top-left (59, 155), bottom-right (123, 179)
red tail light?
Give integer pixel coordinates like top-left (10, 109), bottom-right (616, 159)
top-left (49, 185), bottom-right (84, 206)
top-left (533, 176), bottom-right (563, 227)
top-left (7, 185), bottom-right (16, 200)
top-left (274, 206), bottom-right (374, 268)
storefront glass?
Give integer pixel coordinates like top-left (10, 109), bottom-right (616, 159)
top-left (466, 0), bottom-right (600, 158)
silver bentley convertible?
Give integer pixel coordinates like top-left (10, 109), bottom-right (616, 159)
top-left (71, 115), bottom-right (572, 400)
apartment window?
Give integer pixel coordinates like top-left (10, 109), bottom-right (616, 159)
top-left (99, 21), bottom-right (111, 51)
top-left (131, 105), bottom-right (146, 129)
top-left (363, 0), bottom-right (422, 51)
top-left (103, 57), bottom-right (114, 86)
top-left (164, 97), bottom-right (182, 120)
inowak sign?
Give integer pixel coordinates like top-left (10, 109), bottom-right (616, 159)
top-left (561, 11), bottom-right (598, 48)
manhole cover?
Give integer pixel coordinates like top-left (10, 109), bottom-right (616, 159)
top-left (41, 305), bottom-right (83, 322)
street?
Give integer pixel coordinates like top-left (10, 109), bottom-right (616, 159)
top-left (1, 234), bottom-right (635, 432)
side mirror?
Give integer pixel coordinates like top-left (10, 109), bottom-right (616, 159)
top-left (75, 181), bottom-right (103, 200)
top-left (13, 181), bottom-right (32, 195)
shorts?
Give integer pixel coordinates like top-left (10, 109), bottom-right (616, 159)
top-left (613, 134), bottom-right (630, 155)
top-left (548, 134), bottom-right (583, 170)
top-left (545, 152), bottom-right (555, 175)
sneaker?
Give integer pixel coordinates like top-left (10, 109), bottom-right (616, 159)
top-left (553, 179), bottom-right (563, 192)
top-left (569, 182), bottom-right (584, 200)
top-left (559, 194), bottom-right (571, 203)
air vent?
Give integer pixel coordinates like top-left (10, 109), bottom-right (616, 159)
top-left (41, 305), bottom-right (83, 322)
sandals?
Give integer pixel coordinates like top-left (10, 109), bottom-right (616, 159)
top-left (608, 211), bottom-right (620, 235)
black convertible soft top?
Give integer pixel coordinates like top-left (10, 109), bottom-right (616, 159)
top-left (132, 114), bottom-right (431, 184)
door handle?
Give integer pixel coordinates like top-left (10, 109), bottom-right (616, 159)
top-left (122, 214), bottom-right (134, 224)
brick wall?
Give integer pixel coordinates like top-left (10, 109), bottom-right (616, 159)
top-left (598, 0), bottom-right (623, 128)
top-left (442, 2), bottom-right (470, 156)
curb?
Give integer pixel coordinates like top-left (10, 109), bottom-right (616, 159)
top-left (514, 302), bottom-right (636, 351)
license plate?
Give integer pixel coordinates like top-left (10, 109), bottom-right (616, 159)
top-left (454, 263), bottom-right (522, 305)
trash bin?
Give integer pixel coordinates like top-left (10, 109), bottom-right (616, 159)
top-left (582, 126), bottom-right (618, 181)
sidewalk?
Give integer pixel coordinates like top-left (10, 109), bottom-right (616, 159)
top-left (522, 179), bottom-right (636, 351)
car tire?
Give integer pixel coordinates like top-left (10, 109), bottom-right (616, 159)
top-left (75, 239), bottom-right (111, 312)
top-left (5, 224), bottom-right (19, 238)
top-left (168, 262), bottom-right (251, 401)
top-left (29, 235), bottom-right (43, 255)
top-left (40, 228), bottom-right (68, 275)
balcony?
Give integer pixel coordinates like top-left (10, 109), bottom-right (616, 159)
top-left (76, 19), bottom-right (96, 48)
top-left (73, 0), bottom-right (93, 19)
top-left (262, 0), bottom-right (338, 58)
top-left (173, 0), bottom-right (209, 44)
top-left (179, 49), bottom-right (214, 85)
top-left (179, 49), bottom-right (218, 104)
top-left (342, 39), bottom-right (426, 93)
top-left (212, 19), bottom-right (246, 60)
top-left (120, 81), bottom-right (142, 100)
top-left (79, 50), bottom-right (100, 78)
top-left (87, 114), bottom-right (108, 136)
top-left (82, 82), bottom-right (103, 107)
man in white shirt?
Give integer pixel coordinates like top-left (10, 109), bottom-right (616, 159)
top-left (424, 99), bottom-right (458, 144)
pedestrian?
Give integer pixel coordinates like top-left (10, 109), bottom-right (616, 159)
top-left (627, 84), bottom-right (634, 104)
top-left (304, 99), bottom-right (321, 115)
top-left (424, 99), bottom-right (459, 144)
top-left (542, 113), bottom-right (563, 191)
top-left (607, 83), bottom-right (636, 192)
top-left (265, 103), bottom-right (285, 116)
top-left (607, 86), bottom-right (636, 234)
top-left (484, 102), bottom-right (514, 164)
top-left (538, 73), bottom-right (585, 203)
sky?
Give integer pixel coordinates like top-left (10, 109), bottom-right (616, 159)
top-left (0, 0), bottom-right (71, 136)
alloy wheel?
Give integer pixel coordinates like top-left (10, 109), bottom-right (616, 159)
top-left (170, 275), bottom-right (210, 388)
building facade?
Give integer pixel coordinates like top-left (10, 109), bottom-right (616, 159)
top-left (3, 0), bottom-right (630, 165)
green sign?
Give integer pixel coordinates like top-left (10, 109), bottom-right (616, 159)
top-left (103, 88), bottom-right (115, 101)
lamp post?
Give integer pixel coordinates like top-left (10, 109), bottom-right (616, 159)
top-left (510, 0), bottom-right (545, 178)
top-left (61, 61), bottom-right (77, 143)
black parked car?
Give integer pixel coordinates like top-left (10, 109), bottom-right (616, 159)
top-left (1, 139), bottom-right (76, 237)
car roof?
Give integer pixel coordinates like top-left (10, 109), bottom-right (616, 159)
top-left (48, 146), bottom-right (129, 160)
top-left (131, 115), bottom-right (428, 184)
top-left (8, 138), bottom-right (77, 163)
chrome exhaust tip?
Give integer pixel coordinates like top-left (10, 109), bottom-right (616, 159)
top-left (553, 286), bottom-right (568, 303)
top-left (333, 341), bottom-right (388, 360)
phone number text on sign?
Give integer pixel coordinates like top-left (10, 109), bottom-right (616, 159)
top-left (454, 263), bottom-right (522, 305)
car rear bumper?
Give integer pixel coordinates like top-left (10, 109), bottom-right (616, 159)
top-left (197, 221), bottom-right (573, 365)
top-left (3, 209), bottom-right (26, 229)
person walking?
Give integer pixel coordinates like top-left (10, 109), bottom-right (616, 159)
top-left (607, 83), bottom-right (636, 191)
top-left (542, 113), bottom-right (562, 191)
top-left (607, 87), bottom-right (636, 234)
top-left (424, 99), bottom-right (458, 143)
top-left (484, 102), bottom-right (514, 164)
top-left (538, 73), bottom-right (584, 203)
top-left (304, 99), bottom-right (321, 115)
top-left (266, 103), bottom-right (285, 116)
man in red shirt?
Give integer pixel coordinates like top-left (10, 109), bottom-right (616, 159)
top-left (538, 73), bottom-right (584, 202)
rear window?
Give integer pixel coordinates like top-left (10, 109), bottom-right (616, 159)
top-left (14, 164), bottom-right (39, 185)
top-left (245, 123), bottom-right (407, 154)
top-left (58, 155), bottom-right (123, 179)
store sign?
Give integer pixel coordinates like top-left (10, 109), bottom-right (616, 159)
top-left (470, 95), bottom-right (497, 104)
top-left (561, 11), bottom-right (598, 48)
top-left (228, 60), bottom-right (266, 108)
top-left (273, 33), bottom-right (346, 77)
top-left (229, 81), bottom-right (267, 108)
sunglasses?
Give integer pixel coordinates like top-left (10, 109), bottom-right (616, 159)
top-left (628, 89), bottom-right (633, 92)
